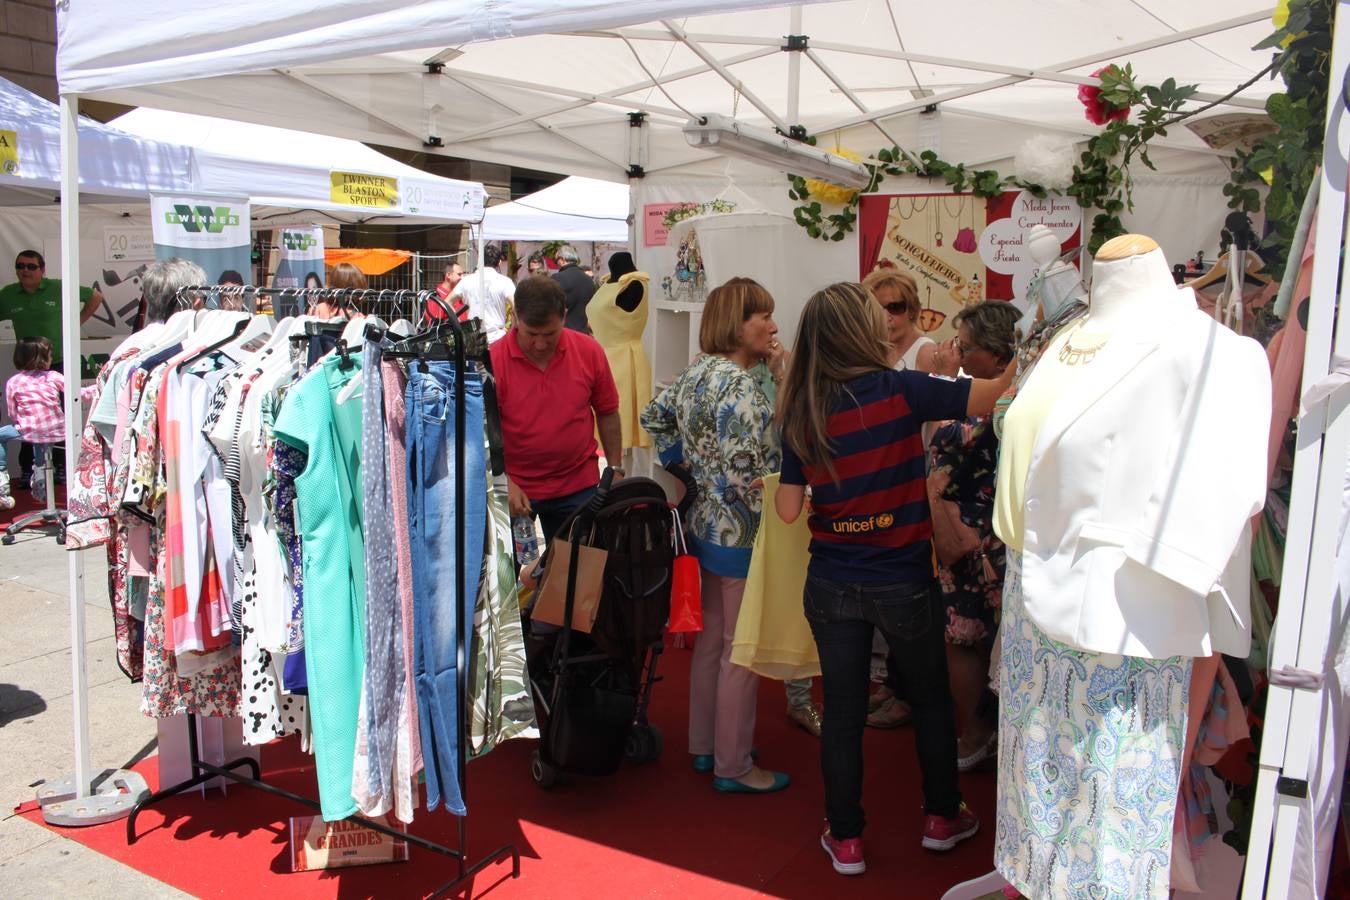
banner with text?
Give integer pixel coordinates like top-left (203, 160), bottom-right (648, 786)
top-left (859, 191), bottom-right (1080, 340)
top-left (330, 171), bottom-right (399, 209)
top-left (0, 129), bottom-right (17, 175)
top-left (150, 193), bottom-right (252, 297)
top-left (273, 225), bottom-right (325, 289)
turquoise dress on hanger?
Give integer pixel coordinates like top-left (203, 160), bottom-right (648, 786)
top-left (274, 354), bottom-right (366, 821)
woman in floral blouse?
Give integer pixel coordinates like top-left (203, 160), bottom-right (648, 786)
top-left (927, 300), bottom-right (1019, 772)
top-left (641, 277), bottom-right (789, 795)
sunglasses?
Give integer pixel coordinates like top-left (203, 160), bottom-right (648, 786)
top-left (15, 262), bottom-right (41, 271)
top-left (883, 301), bottom-right (910, 316)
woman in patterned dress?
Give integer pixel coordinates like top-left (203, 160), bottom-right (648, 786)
top-left (642, 277), bottom-right (789, 794)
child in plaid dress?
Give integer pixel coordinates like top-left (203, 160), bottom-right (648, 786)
top-left (0, 336), bottom-right (65, 508)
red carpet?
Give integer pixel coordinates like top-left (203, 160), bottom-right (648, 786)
top-left (22, 637), bottom-right (996, 898)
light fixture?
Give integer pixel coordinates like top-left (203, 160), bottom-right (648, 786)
top-left (422, 47), bottom-right (464, 73)
top-left (682, 113), bottom-right (871, 189)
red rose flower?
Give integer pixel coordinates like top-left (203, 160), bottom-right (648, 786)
top-left (1078, 66), bottom-right (1131, 126)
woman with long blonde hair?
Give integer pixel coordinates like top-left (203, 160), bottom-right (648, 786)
top-left (775, 282), bottom-right (1014, 876)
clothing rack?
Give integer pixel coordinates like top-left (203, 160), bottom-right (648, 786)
top-left (174, 283), bottom-right (428, 321)
top-left (126, 286), bottom-right (519, 896)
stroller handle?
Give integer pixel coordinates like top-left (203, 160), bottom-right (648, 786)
top-left (585, 466), bottom-right (617, 518)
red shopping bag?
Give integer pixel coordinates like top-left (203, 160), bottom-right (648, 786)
top-left (668, 510), bottom-right (703, 633)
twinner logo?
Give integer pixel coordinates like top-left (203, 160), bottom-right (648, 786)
top-left (282, 232), bottom-right (319, 251)
top-left (163, 205), bottom-right (241, 234)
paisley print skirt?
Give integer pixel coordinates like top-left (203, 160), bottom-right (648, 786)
top-left (995, 551), bottom-right (1191, 900)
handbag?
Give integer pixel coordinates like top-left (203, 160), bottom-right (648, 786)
top-left (532, 520), bottom-right (608, 633)
top-left (667, 510), bottom-right (702, 633)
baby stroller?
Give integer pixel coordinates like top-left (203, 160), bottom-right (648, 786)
top-left (525, 467), bottom-right (687, 788)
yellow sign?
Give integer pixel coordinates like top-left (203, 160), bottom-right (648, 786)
top-left (0, 129), bottom-right (18, 176)
top-left (329, 171), bottom-right (398, 209)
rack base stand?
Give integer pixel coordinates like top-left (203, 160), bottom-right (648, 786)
top-left (37, 768), bottom-right (150, 827)
top-left (126, 714), bottom-right (519, 897)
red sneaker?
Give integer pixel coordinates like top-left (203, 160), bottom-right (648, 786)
top-left (922, 802), bottom-right (979, 851)
top-left (820, 828), bottom-right (866, 875)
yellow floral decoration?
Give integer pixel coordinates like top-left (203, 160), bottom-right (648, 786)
top-left (803, 148), bottom-right (863, 205)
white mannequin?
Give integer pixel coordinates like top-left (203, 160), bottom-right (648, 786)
top-left (1079, 235), bottom-right (1176, 333)
top-left (991, 232), bottom-right (1271, 900)
top-left (1024, 224), bottom-right (1086, 323)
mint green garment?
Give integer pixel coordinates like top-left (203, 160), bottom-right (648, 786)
top-left (273, 355), bottom-right (367, 821)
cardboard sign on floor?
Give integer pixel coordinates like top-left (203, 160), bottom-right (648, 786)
top-left (289, 815), bottom-right (409, 871)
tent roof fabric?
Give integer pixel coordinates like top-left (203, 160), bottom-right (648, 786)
top-left (110, 107), bottom-right (487, 225)
top-left (57, 1), bottom-right (1280, 184)
top-left (480, 176), bottom-right (630, 242)
top-left (0, 77), bottom-right (192, 204)
top-left (0, 76), bottom-right (486, 225)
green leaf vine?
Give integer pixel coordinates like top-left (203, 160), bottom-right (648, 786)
top-left (790, 29), bottom-right (1311, 260)
top-left (1226, 0), bottom-right (1333, 273)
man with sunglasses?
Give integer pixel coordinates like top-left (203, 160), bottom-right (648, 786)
top-left (1, 250), bottom-right (103, 365)
top-left (1, 249), bottom-right (103, 484)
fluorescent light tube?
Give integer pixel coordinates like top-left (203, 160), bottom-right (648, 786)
top-left (683, 114), bottom-right (871, 189)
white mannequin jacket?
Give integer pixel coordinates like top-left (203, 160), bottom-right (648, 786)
top-left (1015, 287), bottom-right (1272, 660)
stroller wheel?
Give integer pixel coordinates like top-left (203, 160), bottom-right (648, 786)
top-left (624, 724), bottom-right (664, 763)
top-left (531, 749), bottom-right (559, 789)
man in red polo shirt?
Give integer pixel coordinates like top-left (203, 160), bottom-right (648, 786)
top-left (490, 275), bottom-right (622, 545)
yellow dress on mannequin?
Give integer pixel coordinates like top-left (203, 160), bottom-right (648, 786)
top-left (588, 270), bottom-right (652, 449)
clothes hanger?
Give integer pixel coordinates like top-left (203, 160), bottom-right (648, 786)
top-left (1184, 248), bottom-right (1271, 290)
top-left (335, 316), bottom-right (387, 404)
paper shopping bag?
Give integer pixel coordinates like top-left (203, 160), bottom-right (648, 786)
top-left (532, 535), bottom-right (607, 633)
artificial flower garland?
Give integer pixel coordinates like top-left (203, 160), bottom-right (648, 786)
top-left (790, 54), bottom-right (1288, 256)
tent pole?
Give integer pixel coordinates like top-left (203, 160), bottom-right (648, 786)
top-left (786, 6), bottom-right (802, 126)
top-left (33, 94), bottom-right (151, 830)
top-left (661, 19), bottom-right (790, 134)
top-left (58, 93), bottom-right (91, 799)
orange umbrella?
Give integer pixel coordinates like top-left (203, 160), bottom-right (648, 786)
top-left (324, 248), bottom-right (412, 276)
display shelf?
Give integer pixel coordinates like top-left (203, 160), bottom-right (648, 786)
top-left (653, 299), bottom-right (705, 313)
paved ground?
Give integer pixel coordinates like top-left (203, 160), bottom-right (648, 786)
top-left (0, 521), bottom-right (186, 897)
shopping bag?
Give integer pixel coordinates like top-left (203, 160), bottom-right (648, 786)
top-left (532, 524), bottom-right (607, 633)
top-left (668, 511), bottom-right (702, 633)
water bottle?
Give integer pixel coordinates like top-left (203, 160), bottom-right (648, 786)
top-left (512, 515), bottom-right (539, 566)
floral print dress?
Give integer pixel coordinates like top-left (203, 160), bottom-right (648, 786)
top-left (640, 354), bottom-right (779, 555)
top-left (929, 415), bottom-right (1005, 647)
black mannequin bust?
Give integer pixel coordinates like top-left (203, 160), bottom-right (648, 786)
top-left (607, 251), bottom-right (644, 312)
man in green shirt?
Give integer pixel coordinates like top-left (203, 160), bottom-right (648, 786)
top-left (1, 249), bottom-right (103, 484)
top-left (0, 249), bottom-right (104, 365)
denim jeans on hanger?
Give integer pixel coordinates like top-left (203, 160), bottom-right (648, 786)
top-left (804, 576), bottom-right (961, 840)
top-left (405, 359), bottom-right (486, 816)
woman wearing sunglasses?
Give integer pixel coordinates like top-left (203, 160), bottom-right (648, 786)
top-left (862, 268), bottom-right (937, 373)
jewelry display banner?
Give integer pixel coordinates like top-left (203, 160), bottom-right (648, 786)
top-left (858, 191), bottom-right (1080, 339)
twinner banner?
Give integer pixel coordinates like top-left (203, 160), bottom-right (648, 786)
top-left (150, 193), bottom-right (252, 296)
top-left (272, 225), bottom-right (325, 316)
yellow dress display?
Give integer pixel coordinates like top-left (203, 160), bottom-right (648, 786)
top-left (588, 271), bottom-right (652, 450)
top-left (731, 473), bottom-right (820, 680)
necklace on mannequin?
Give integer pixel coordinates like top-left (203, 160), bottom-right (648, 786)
top-left (1057, 318), bottom-right (1108, 366)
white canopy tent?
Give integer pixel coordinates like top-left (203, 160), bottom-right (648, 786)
top-left (0, 77), bottom-right (191, 205)
top-left (110, 107), bottom-right (486, 226)
top-left (480, 176), bottom-right (629, 242)
top-left (49, 2), bottom-right (1350, 897)
top-left (55, 0), bottom-right (1279, 186)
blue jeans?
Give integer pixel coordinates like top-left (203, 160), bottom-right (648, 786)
top-left (804, 575), bottom-right (960, 839)
top-left (0, 426), bottom-right (46, 471)
top-left (406, 361), bottom-right (486, 816)
top-left (531, 484), bottom-right (598, 548)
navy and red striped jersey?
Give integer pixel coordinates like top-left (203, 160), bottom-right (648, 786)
top-left (780, 369), bottom-right (971, 583)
